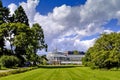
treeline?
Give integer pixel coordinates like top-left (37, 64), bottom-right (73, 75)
top-left (0, 0), bottom-right (47, 68)
top-left (83, 33), bottom-right (120, 69)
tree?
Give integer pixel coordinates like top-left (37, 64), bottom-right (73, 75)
top-left (0, 23), bottom-right (30, 54)
top-left (0, 23), bottom-right (30, 64)
top-left (0, 0), bottom-right (3, 24)
top-left (13, 5), bottom-right (30, 58)
top-left (73, 50), bottom-right (79, 55)
top-left (0, 0), bottom-right (47, 66)
top-left (11, 23), bottom-right (31, 64)
top-left (0, 22), bottom-right (47, 66)
top-left (1, 23), bottom-right (16, 54)
top-left (25, 23), bottom-right (47, 65)
top-left (31, 23), bottom-right (47, 53)
top-left (14, 6), bottom-right (29, 26)
top-left (0, 0), bottom-right (9, 24)
top-left (0, 29), bottom-right (4, 55)
top-left (83, 33), bottom-right (120, 69)
top-left (0, 0), bottom-right (9, 55)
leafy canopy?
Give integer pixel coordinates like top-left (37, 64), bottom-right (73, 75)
top-left (83, 33), bottom-right (120, 69)
top-left (0, 0), bottom-right (47, 66)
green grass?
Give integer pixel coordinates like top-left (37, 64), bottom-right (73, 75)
top-left (0, 66), bottom-right (120, 80)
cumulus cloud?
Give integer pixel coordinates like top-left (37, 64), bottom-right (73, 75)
top-left (8, 0), bottom-right (120, 52)
top-left (8, 3), bottom-right (17, 15)
top-left (20, 0), bottom-right (40, 26)
top-left (33, 4), bottom-right (101, 49)
top-left (50, 38), bottom-right (96, 51)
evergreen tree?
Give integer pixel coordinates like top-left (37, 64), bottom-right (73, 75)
top-left (14, 6), bottom-right (29, 26)
top-left (13, 5), bottom-right (29, 58)
top-left (0, 0), bottom-right (9, 55)
top-left (0, 0), bottom-right (3, 24)
top-left (0, 0), bottom-right (9, 23)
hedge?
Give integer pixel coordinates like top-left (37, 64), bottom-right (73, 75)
top-left (0, 67), bottom-right (37, 78)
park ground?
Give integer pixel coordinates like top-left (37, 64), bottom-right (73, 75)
top-left (0, 66), bottom-right (120, 80)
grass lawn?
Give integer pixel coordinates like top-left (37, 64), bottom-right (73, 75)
top-left (0, 66), bottom-right (120, 80)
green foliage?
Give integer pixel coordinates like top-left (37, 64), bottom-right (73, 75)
top-left (31, 23), bottom-right (47, 52)
top-left (0, 1), bottom-right (9, 24)
top-left (40, 55), bottom-right (48, 65)
top-left (24, 23), bottom-right (47, 65)
top-left (0, 0), bottom-right (3, 7)
top-left (73, 50), bottom-right (79, 55)
top-left (0, 22), bottom-right (47, 66)
top-left (83, 33), bottom-right (120, 69)
top-left (0, 0), bottom-right (47, 67)
top-left (0, 23), bottom-right (30, 54)
top-left (14, 6), bottom-right (29, 26)
top-left (0, 0), bottom-right (10, 55)
top-left (0, 55), bottom-right (20, 68)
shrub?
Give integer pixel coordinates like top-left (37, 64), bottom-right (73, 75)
top-left (0, 55), bottom-right (20, 68)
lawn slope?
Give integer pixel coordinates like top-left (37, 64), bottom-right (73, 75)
top-left (0, 67), bottom-right (120, 80)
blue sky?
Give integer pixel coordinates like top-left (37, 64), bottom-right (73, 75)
top-left (3, 0), bottom-right (86, 15)
top-left (103, 19), bottom-right (120, 32)
top-left (2, 0), bottom-right (120, 52)
top-left (38, 0), bottom-right (87, 15)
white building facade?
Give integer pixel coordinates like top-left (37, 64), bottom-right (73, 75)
top-left (46, 51), bottom-right (85, 65)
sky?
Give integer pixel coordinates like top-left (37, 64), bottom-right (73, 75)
top-left (2, 0), bottom-right (120, 53)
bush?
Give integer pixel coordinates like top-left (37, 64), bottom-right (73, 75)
top-left (0, 55), bottom-right (20, 68)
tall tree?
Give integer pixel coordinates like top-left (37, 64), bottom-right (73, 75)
top-left (0, 0), bottom-right (9, 23)
top-left (31, 23), bottom-right (47, 53)
top-left (23, 23), bottom-right (48, 65)
top-left (0, 30), bottom-right (4, 55)
top-left (0, 0), bottom-right (3, 24)
top-left (13, 5), bottom-right (29, 59)
top-left (0, 0), bottom-right (9, 55)
top-left (83, 33), bottom-right (120, 69)
top-left (0, 1), bottom-right (47, 66)
top-left (0, 23), bottom-right (31, 65)
top-left (14, 6), bottom-right (29, 26)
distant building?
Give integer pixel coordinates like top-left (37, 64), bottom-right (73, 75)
top-left (46, 50), bottom-right (85, 65)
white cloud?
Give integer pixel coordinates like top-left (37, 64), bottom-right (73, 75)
top-left (4, 40), bottom-right (11, 49)
top-left (103, 30), bottom-right (114, 34)
top-left (8, 3), bottom-right (17, 15)
top-left (20, 0), bottom-right (40, 26)
top-left (74, 38), bottom-right (96, 51)
top-left (117, 30), bottom-right (120, 33)
top-left (8, 0), bottom-right (120, 52)
top-left (33, 4), bottom-right (103, 51)
top-left (50, 38), bottom-right (96, 51)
